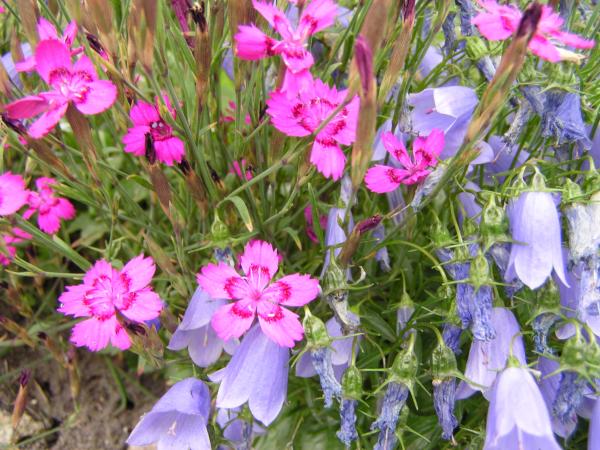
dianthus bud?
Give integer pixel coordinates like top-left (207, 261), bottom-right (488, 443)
top-left (338, 215), bottom-right (382, 267)
top-left (11, 369), bottom-right (31, 430)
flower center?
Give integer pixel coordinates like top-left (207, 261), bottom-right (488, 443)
top-left (149, 120), bottom-right (172, 141)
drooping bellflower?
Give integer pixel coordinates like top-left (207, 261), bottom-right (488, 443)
top-left (211, 325), bottom-right (289, 425)
top-left (433, 324), bottom-right (461, 441)
top-left (484, 366), bottom-right (561, 450)
top-left (505, 189), bottom-right (568, 290)
top-left (456, 307), bottom-right (526, 400)
top-left (127, 378), bottom-right (211, 449)
top-left (57, 255), bottom-right (164, 351)
top-left (197, 240), bottom-right (320, 347)
top-left (167, 287), bottom-right (238, 367)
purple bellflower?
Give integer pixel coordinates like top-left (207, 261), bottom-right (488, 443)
top-left (372, 382), bottom-right (409, 450)
top-left (210, 325), bottom-right (289, 426)
top-left (506, 188), bottom-right (568, 290)
top-left (407, 86), bottom-right (478, 158)
top-left (168, 287), bottom-right (238, 367)
top-left (127, 378), bottom-right (211, 450)
top-left (456, 307), bottom-right (526, 400)
top-left (216, 407), bottom-right (265, 449)
top-left (589, 399), bottom-right (600, 450)
top-left (484, 366), bottom-right (561, 450)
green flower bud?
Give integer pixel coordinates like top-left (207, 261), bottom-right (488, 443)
top-left (465, 36), bottom-right (489, 60)
top-left (342, 366), bottom-right (363, 400)
top-left (470, 251), bottom-right (491, 290)
top-left (390, 347), bottom-right (418, 388)
top-left (561, 336), bottom-right (587, 370)
top-left (480, 195), bottom-right (508, 241)
top-left (563, 179), bottom-right (584, 204)
top-left (211, 213), bottom-right (230, 245)
top-left (303, 313), bottom-right (332, 349)
top-left (536, 279), bottom-right (561, 313)
top-left (432, 343), bottom-right (457, 380)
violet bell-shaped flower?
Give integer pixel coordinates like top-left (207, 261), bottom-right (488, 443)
top-left (167, 287), bottom-right (238, 367)
top-left (484, 365), bottom-right (561, 450)
top-left (505, 173), bottom-right (568, 290)
top-left (456, 307), bottom-right (526, 400)
top-left (210, 325), bottom-right (289, 425)
top-left (127, 378), bottom-right (211, 450)
top-left (407, 86), bottom-right (478, 158)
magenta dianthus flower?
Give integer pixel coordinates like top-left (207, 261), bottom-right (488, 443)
top-left (5, 39), bottom-right (117, 138)
top-left (0, 228), bottom-right (32, 266)
top-left (0, 172), bottom-right (29, 216)
top-left (122, 95), bottom-right (185, 166)
top-left (266, 78), bottom-right (359, 180)
top-left (235, 0), bottom-right (337, 94)
top-left (23, 177), bottom-right (75, 234)
top-left (197, 240), bottom-right (320, 348)
top-left (58, 255), bottom-right (163, 352)
top-left (472, 1), bottom-right (594, 63)
top-left (365, 130), bottom-right (444, 193)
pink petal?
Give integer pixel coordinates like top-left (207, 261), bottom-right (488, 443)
top-left (70, 316), bottom-right (125, 352)
top-left (74, 80), bottom-right (117, 115)
top-left (197, 262), bottom-right (247, 299)
top-left (110, 322), bottom-right (131, 350)
top-left (14, 57), bottom-right (36, 73)
top-left (35, 39), bottom-right (72, 85)
top-left (62, 21), bottom-right (78, 46)
top-left (257, 303), bottom-right (304, 347)
top-left (27, 102), bottom-right (69, 138)
top-left (5, 95), bottom-right (50, 119)
top-left (472, 12), bottom-right (515, 40)
top-left (0, 172), bottom-right (29, 216)
top-left (266, 90), bottom-right (313, 137)
top-left (364, 165), bottom-right (404, 193)
top-left (37, 18), bottom-right (59, 40)
top-left (118, 288), bottom-right (163, 322)
top-left (298, 0), bottom-right (337, 36)
top-left (54, 198), bottom-right (76, 220)
top-left (281, 46), bottom-right (314, 73)
top-left (211, 301), bottom-right (256, 341)
top-left (264, 273), bottom-right (320, 307)
top-left (38, 210), bottom-right (61, 234)
top-left (154, 137), bottom-right (185, 166)
top-left (234, 25), bottom-right (278, 60)
top-left (122, 126), bottom-right (150, 156)
top-left (120, 254), bottom-right (156, 291)
top-left (555, 31), bottom-right (595, 49)
top-left (381, 132), bottom-right (411, 167)
top-left (281, 69), bottom-right (314, 97)
top-left (72, 55), bottom-right (98, 81)
top-left (239, 240), bottom-right (280, 281)
top-left (252, 0), bottom-right (293, 39)
top-left (528, 35), bottom-right (561, 62)
top-left (57, 284), bottom-right (90, 317)
top-left (129, 101), bottom-right (159, 125)
top-left (83, 259), bottom-right (115, 286)
top-left (309, 139), bottom-right (346, 181)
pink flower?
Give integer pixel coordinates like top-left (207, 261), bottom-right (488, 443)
top-left (4, 39), bottom-right (117, 139)
top-left (197, 240), bottom-right (320, 347)
top-left (235, 0), bottom-right (337, 94)
top-left (0, 172), bottom-right (29, 216)
top-left (221, 101), bottom-right (252, 125)
top-left (365, 130), bottom-right (444, 193)
top-left (58, 255), bottom-right (164, 352)
top-left (229, 159), bottom-right (254, 181)
top-left (15, 18), bottom-right (81, 73)
top-left (0, 228), bottom-right (32, 266)
top-left (122, 95), bottom-right (185, 166)
top-left (304, 206), bottom-right (327, 243)
top-left (472, 1), bottom-right (594, 62)
top-left (23, 177), bottom-right (75, 234)
top-left (266, 78), bottom-right (359, 180)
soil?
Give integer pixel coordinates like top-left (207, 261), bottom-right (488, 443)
top-left (0, 346), bottom-right (163, 449)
